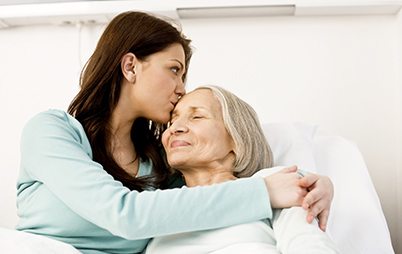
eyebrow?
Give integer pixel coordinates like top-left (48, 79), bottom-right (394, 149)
top-left (171, 106), bottom-right (206, 117)
top-left (171, 59), bottom-right (184, 70)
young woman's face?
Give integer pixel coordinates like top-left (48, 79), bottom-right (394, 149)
top-left (133, 43), bottom-right (186, 124)
top-left (162, 89), bottom-right (236, 171)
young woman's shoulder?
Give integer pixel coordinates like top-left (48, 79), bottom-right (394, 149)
top-left (22, 109), bottom-right (89, 150)
top-left (27, 109), bottom-right (76, 125)
top-left (25, 109), bottom-right (83, 133)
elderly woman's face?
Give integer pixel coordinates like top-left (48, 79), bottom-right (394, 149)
top-left (162, 89), bottom-right (235, 171)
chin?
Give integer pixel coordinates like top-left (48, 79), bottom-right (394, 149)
top-left (167, 158), bottom-right (185, 169)
top-left (151, 116), bottom-right (169, 125)
top-left (159, 115), bottom-right (171, 124)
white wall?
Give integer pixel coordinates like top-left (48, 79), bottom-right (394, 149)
top-left (396, 8), bottom-right (402, 254)
top-left (0, 12), bottom-right (400, 253)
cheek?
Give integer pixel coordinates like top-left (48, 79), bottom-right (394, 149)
top-left (142, 69), bottom-right (166, 90)
top-left (161, 131), bottom-right (169, 148)
top-left (197, 131), bottom-right (224, 153)
top-left (152, 69), bottom-right (172, 84)
top-left (210, 131), bottom-right (234, 152)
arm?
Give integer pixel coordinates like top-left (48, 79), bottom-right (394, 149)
top-left (19, 110), bottom-right (272, 239)
top-left (272, 207), bottom-right (340, 254)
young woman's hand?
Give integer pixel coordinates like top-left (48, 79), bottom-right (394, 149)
top-left (263, 165), bottom-right (308, 209)
top-left (299, 173), bottom-right (334, 232)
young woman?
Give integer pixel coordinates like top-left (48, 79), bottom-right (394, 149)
top-left (16, 11), bottom-right (333, 254)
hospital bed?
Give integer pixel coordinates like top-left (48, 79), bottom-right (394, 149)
top-left (0, 122), bottom-right (395, 253)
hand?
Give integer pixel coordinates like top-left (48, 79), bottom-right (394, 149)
top-left (263, 165), bottom-right (308, 209)
top-left (299, 173), bottom-right (334, 232)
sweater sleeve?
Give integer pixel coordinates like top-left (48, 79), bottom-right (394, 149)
top-left (19, 110), bottom-right (272, 240)
top-left (272, 207), bottom-right (340, 253)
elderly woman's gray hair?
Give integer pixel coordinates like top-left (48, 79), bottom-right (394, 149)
top-left (194, 85), bottom-right (274, 177)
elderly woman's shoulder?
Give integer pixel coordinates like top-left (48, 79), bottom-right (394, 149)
top-left (252, 166), bottom-right (308, 178)
top-left (251, 166), bottom-right (286, 178)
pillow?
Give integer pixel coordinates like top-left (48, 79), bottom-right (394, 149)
top-left (313, 130), bottom-right (394, 254)
top-left (261, 122), bottom-right (318, 173)
top-left (262, 123), bottom-right (394, 254)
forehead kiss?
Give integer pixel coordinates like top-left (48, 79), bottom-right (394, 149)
top-left (162, 89), bottom-right (236, 169)
top-left (169, 89), bottom-right (222, 125)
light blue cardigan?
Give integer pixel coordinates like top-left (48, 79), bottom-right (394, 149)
top-left (16, 109), bottom-right (272, 254)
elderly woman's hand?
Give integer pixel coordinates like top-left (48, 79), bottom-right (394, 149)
top-left (299, 173), bottom-right (334, 232)
top-left (263, 165), bottom-right (308, 209)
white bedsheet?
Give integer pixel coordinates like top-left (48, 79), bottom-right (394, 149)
top-left (0, 227), bottom-right (81, 254)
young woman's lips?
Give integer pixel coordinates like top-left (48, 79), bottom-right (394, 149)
top-left (170, 140), bottom-right (190, 148)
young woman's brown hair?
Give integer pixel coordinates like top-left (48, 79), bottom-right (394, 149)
top-left (68, 11), bottom-right (193, 191)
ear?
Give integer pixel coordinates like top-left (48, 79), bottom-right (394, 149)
top-left (121, 53), bottom-right (138, 83)
top-left (230, 139), bottom-right (237, 155)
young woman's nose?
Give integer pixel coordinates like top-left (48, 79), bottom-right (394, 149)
top-left (175, 79), bottom-right (185, 97)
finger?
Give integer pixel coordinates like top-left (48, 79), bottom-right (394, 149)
top-left (279, 165), bottom-right (298, 174)
top-left (306, 197), bottom-right (331, 224)
top-left (299, 173), bottom-right (319, 188)
top-left (298, 187), bottom-right (309, 205)
top-left (302, 189), bottom-right (321, 210)
top-left (317, 209), bottom-right (330, 232)
top-left (306, 202), bottom-right (322, 222)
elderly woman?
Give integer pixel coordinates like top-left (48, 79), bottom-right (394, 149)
top-left (145, 85), bottom-right (340, 254)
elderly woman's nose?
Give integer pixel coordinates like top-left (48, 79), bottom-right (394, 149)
top-left (170, 119), bottom-right (188, 134)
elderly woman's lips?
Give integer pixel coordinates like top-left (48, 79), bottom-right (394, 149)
top-left (171, 140), bottom-right (190, 148)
